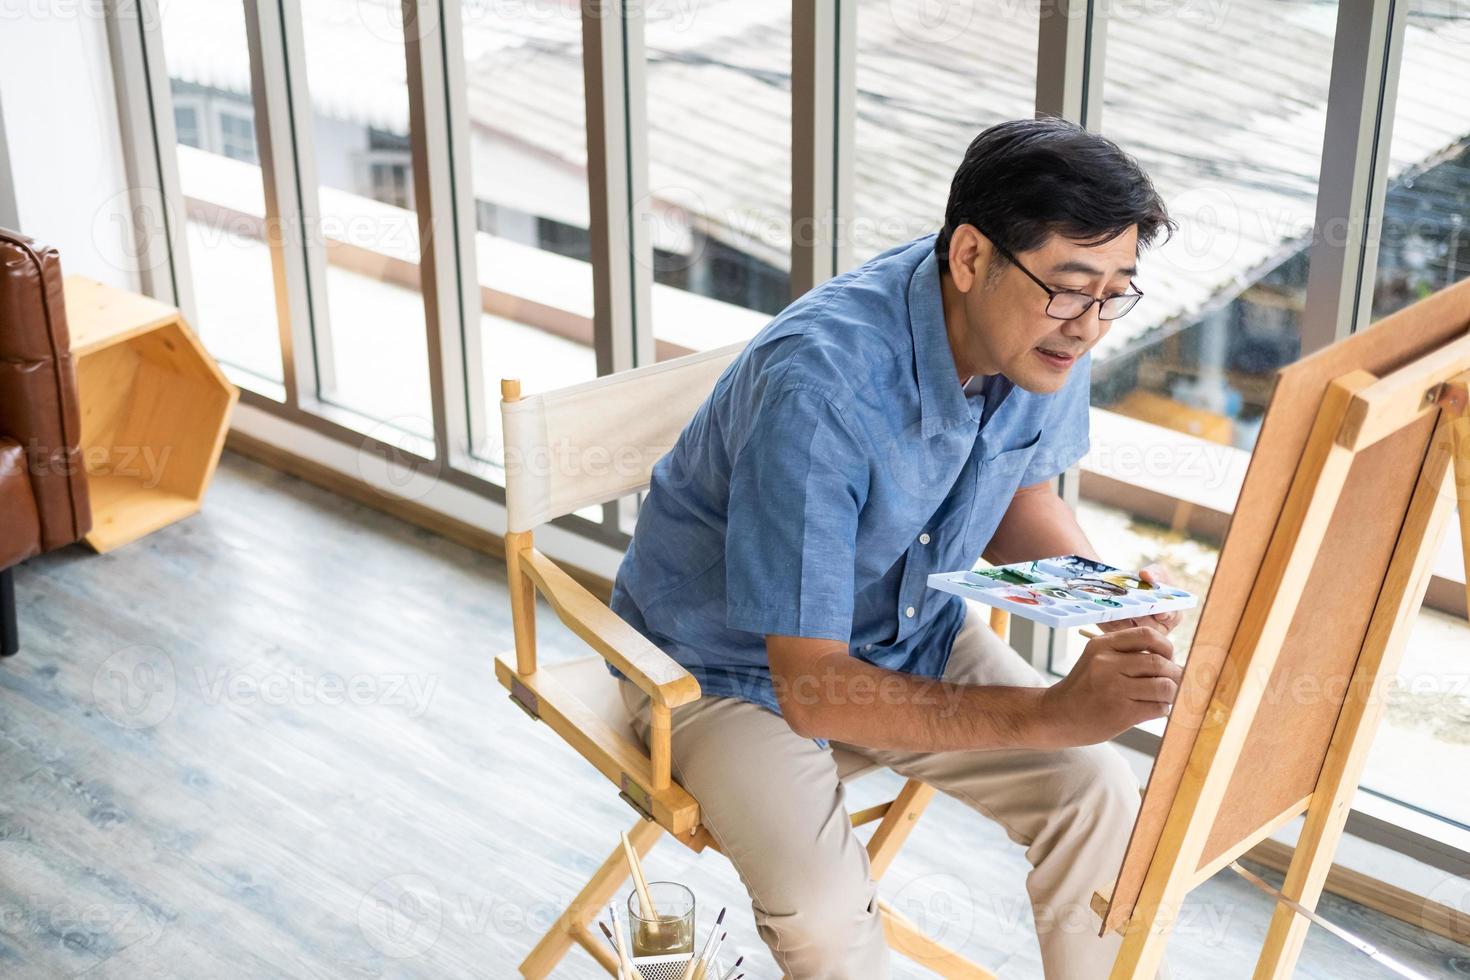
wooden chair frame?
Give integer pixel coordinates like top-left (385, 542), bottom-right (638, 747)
top-left (495, 378), bottom-right (1001, 979)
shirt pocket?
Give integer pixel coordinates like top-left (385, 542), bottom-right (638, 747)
top-left (963, 429), bottom-right (1043, 558)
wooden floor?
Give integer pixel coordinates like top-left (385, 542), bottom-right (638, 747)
top-left (2, 451), bottom-right (1466, 979)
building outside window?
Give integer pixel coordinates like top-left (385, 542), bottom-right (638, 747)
top-left (173, 103), bottom-right (201, 149)
top-left (217, 109), bottom-right (257, 164)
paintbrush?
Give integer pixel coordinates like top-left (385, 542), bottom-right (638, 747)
top-left (620, 831), bottom-right (660, 942)
top-left (716, 956), bottom-right (743, 980)
top-left (680, 907), bottom-right (725, 980)
top-left (699, 930), bottom-right (728, 980)
top-left (599, 919), bottom-right (634, 980)
top-left (607, 903), bottom-right (636, 980)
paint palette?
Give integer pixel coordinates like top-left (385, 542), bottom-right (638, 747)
top-left (926, 555), bottom-right (1197, 629)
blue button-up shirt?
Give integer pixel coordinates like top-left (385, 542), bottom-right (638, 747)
top-left (609, 233), bottom-right (1091, 742)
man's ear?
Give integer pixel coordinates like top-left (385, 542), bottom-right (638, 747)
top-left (946, 223), bottom-right (992, 294)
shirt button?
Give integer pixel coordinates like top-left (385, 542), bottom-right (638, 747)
top-left (864, 644), bottom-right (874, 652)
top-left (905, 606), bottom-right (916, 618)
top-left (918, 533), bottom-right (931, 545)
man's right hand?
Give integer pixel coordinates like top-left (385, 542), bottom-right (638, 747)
top-left (1039, 626), bottom-right (1181, 747)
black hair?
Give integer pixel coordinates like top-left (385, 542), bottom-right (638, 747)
top-left (934, 117), bottom-right (1173, 268)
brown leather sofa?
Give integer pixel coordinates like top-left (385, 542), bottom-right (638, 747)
top-left (0, 229), bottom-right (91, 656)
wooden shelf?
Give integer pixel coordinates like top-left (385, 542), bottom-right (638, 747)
top-left (64, 277), bottom-right (237, 553)
top-left (83, 475), bottom-right (199, 554)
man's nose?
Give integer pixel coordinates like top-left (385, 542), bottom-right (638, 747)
top-left (1061, 305), bottom-right (1105, 346)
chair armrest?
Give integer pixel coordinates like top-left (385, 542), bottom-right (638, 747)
top-left (519, 547), bottom-right (701, 710)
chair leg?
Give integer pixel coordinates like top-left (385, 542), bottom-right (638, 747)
top-left (520, 816), bottom-right (663, 978)
top-left (1, 567), bottom-right (17, 658)
top-left (879, 899), bottom-right (998, 980)
top-left (869, 779), bottom-right (998, 979)
top-left (867, 778), bottom-right (935, 880)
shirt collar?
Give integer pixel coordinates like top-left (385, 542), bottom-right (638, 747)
top-left (908, 247), bottom-right (997, 438)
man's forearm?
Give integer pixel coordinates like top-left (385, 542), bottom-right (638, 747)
top-left (985, 483), bottom-right (1099, 566)
top-left (775, 648), bottom-right (1060, 752)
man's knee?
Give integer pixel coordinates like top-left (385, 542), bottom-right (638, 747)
top-left (1049, 744), bottom-right (1143, 836)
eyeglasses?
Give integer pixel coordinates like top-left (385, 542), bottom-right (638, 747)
top-left (985, 235), bottom-right (1144, 321)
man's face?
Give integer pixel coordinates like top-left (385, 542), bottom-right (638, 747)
top-left (948, 223), bottom-right (1140, 394)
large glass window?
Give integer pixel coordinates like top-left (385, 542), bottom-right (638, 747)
top-left (1093, 0), bottom-right (1340, 455)
top-left (160, 0), bottom-right (285, 393)
top-left (1360, 0), bottom-right (1470, 829)
top-left (298, 0), bottom-right (434, 440)
top-left (853, 0), bottom-right (1039, 264)
top-left (645, 0), bottom-right (789, 355)
top-left (1370, 3), bottom-right (1470, 321)
top-left (456, 0), bottom-right (597, 466)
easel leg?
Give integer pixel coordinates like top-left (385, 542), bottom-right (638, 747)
top-left (1108, 874), bottom-right (1190, 979)
top-left (1250, 808), bottom-right (1350, 980)
top-left (1253, 384), bottom-right (1462, 980)
top-left (1443, 379), bottom-right (1470, 617)
top-left (520, 817), bottom-right (662, 978)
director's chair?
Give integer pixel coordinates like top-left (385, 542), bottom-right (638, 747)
top-left (496, 343), bottom-right (1004, 978)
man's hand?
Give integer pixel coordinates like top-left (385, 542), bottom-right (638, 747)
top-left (1039, 626), bottom-right (1180, 746)
top-left (1095, 563), bottom-right (1184, 636)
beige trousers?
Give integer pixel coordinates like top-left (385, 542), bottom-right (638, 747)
top-left (619, 599), bottom-right (1167, 980)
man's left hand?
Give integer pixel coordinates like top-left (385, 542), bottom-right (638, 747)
top-left (1096, 564), bottom-right (1184, 638)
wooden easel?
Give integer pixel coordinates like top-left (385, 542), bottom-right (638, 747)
top-left (1093, 335), bottom-right (1470, 978)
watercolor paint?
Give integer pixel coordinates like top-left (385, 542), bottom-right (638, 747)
top-left (927, 554), bottom-right (1198, 629)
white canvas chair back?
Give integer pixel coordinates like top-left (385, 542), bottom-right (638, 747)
top-left (500, 342), bottom-right (745, 533)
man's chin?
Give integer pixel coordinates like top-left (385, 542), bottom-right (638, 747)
top-left (1009, 346), bottom-right (1085, 393)
top-left (1010, 367), bottom-right (1071, 395)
